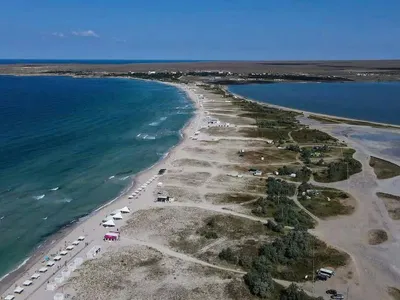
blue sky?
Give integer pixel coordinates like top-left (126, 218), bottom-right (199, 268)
top-left (1, 0), bottom-right (400, 60)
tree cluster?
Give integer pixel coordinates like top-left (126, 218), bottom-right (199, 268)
top-left (267, 178), bottom-right (296, 197)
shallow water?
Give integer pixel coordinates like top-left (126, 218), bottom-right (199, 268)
top-left (0, 76), bottom-right (193, 278)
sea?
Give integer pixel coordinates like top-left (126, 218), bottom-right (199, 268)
top-left (229, 82), bottom-right (400, 125)
top-left (0, 75), bottom-right (193, 279)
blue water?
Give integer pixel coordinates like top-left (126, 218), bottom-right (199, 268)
top-left (0, 75), bottom-right (193, 278)
top-left (229, 82), bottom-right (400, 125)
top-left (0, 59), bottom-right (205, 65)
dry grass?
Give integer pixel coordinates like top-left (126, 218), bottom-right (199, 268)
top-left (163, 185), bottom-right (203, 203)
top-left (204, 192), bottom-right (258, 204)
top-left (70, 245), bottom-right (250, 300)
top-left (370, 156), bottom-right (400, 179)
top-left (171, 158), bottom-right (213, 168)
top-left (224, 148), bottom-right (298, 166)
top-left (163, 171), bottom-right (211, 186)
top-left (368, 229), bottom-right (389, 245)
top-left (377, 192), bottom-right (400, 220)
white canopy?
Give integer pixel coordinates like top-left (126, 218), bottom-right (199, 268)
top-left (14, 286), bottom-right (24, 294)
top-left (112, 212), bottom-right (123, 220)
top-left (157, 182), bottom-right (163, 186)
top-left (120, 206), bottom-right (130, 213)
top-left (102, 219), bottom-right (115, 227)
top-left (23, 280), bottom-right (32, 286)
top-left (66, 245), bottom-right (75, 251)
top-left (39, 267), bottom-right (48, 273)
top-left (110, 210), bottom-right (121, 216)
top-left (72, 240), bottom-right (80, 246)
top-left (46, 261), bottom-right (55, 267)
top-left (31, 273), bottom-right (40, 280)
top-left (138, 187), bottom-right (142, 191)
top-left (5, 295), bottom-right (15, 300)
top-left (60, 250), bottom-right (68, 256)
top-left (128, 196), bottom-right (133, 199)
top-left (78, 236), bottom-right (85, 241)
top-left (54, 255), bottom-right (62, 261)
top-left (142, 184), bottom-right (147, 188)
top-left (102, 216), bottom-right (113, 222)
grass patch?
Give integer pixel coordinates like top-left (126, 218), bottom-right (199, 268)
top-left (377, 192), bottom-right (400, 220)
top-left (204, 193), bottom-right (257, 204)
top-left (197, 214), bottom-right (272, 240)
top-left (370, 156), bottom-right (400, 179)
top-left (368, 229), bottom-right (389, 245)
top-left (239, 127), bottom-right (290, 141)
top-left (291, 129), bottom-right (338, 144)
top-left (298, 183), bottom-right (354, 219)
top-left (237, 148), bottom-right (298, 165)
top-left (388, 287), bottom-right (400, 300)
top-left (314, 152), bottom-right (362, 183)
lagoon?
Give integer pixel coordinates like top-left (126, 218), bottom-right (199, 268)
top-left (229, 82), bottom-right (400, 125)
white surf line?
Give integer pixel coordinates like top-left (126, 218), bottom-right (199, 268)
top-left (121, 237), bottom-right (246, 275)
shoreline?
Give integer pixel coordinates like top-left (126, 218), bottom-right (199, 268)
top-left (3, 72), bottom-right (400, 128)
top-left (225, 86), bottom-right (400, 129)
top-left (0, 80), bottom-right (198, 297)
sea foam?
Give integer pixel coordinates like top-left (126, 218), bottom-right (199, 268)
top-left (33, 194), bottom-right (45, 200)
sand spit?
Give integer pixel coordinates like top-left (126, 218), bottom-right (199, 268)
top-left (2, 81), bottom-right (400, 300)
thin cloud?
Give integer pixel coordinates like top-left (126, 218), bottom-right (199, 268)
top-left (52, 32), bottom-right (64, 38)
top-left (71, 30), bottom-right (99, 38)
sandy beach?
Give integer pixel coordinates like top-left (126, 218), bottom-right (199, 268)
top-left (0, 83), bottom-right (204, 299)
top-left (2, 80), bottom-right (400, 300)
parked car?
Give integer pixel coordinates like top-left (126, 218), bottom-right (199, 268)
top-left (331, 294), bottom-right (344, 300)
top-left (326, 289), bottom-right (337, 295)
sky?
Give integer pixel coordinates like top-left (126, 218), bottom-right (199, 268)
top-left (1, 0), bottom-right (400, 60)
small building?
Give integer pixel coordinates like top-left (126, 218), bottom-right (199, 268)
top-left (104, 231), bottom-right (120, 241)
top-left (157, 195), bottom-right (169, 202)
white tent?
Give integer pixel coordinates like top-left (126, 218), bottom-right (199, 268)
top-left (102, 216), bottom-right (113, 223)
top-left (120, 206), bottom-right (130, 213)
top-left (14, 286), bottom-right (24, 294)
top-left (46, 260), bottom-right (55, 267)
top-left (78, 236), bottom-right (85, 241)
top-left (31, 273), bottom-right (40, 280)
top-left (66, 245), bottom-right (75, 251)
top-left (112, 212), bottom-right (123, 220)
top-left (39, 267), bottom-right (48, 273)
top-left (54, 255), bottom-right (62, 261)
top-left (5, 295), bottom-right (15, 300)
top-left (102, 219), bottom-right (115, 227)
top-left (72, 240), bottom-right (80, 246)
top-left (23, 280), bottom-right (32, 286)
top-left (110, 210), bottom-right (120, 216)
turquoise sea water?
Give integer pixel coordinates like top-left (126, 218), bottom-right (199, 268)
top-left (0, 76), bottom-right (193, 278)
top-left (229, 82), bottom-right (400, 125)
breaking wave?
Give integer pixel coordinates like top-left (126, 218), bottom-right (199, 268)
top-left (33, 194), bottom-right (45, 200)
